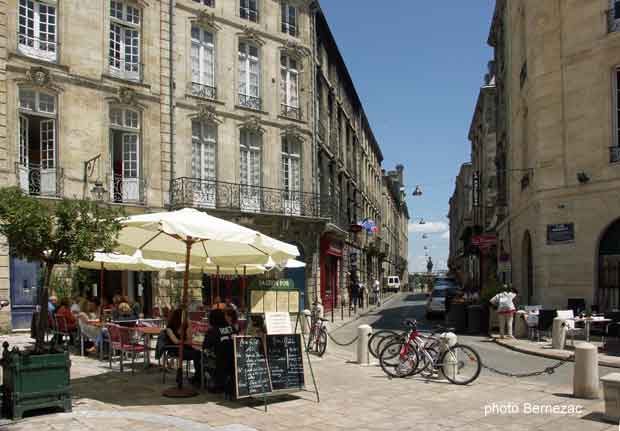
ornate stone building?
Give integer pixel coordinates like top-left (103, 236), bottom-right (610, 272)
top-left (488, 0), bottom-right (620, 309)
top-left (0, 0), bottom-right (409, 329)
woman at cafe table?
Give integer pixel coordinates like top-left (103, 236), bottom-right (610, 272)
top-left (165, 309), bottom-right (203, 385)
top-left (55, 297), bottom-right (78, 343)
top-left (203, 308), bottom-right (236, 397)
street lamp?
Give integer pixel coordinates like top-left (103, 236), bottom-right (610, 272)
top-left (412, 185), bottom-right (423, 196)
top-left (84, 154), bottom-right (107, 201)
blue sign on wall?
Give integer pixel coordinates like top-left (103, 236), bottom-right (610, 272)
top-left (547, 223), bottom-right (575, 244)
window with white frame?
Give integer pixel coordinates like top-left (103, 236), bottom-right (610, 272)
top-left (191, 26), bottom-right (216, 99)
top-left (281, 3), bottom-right (297, 37)
top-left (193, 0), bottom-right (214, 6)
top-left (281, 137), bottom-right (300, 192)
top-left (238, 41), bottom-right (260, 109)
top-left (240, 130), bottom-right (261, 187)
top-left (110, 107), bottom-right (141, 202)
top-left (280, 55), bottom-right (299, 118)
top-left (109, 1), bottom-right (141, 81)
top-left (240, 0), bottom-right (258, 23)
top-left (18, 88), bottom-right (58, 196)
top-left (18, 0), bottom-right (57, 61)
top-left (191, 120), bottom-right (217, 181)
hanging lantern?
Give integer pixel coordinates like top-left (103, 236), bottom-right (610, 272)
top-left (412, 185), bottom-right (423, 196)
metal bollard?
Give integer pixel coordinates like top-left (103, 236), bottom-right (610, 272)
top-left (301, 309), bottom-right (311, 334)
top-left (357, 324), bottom-right (372, 365)
top-left (573, 343), bottom-right (600, 399)
top-left (552, 317), bottom-right (567, 349)
top-left (439, 332), bottom-right (458, 380)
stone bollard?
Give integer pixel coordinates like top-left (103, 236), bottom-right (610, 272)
top-left (357, 324), bottom-right (372, 365)
top-left (439, 332), bottom-right (458, 380)
top-left (600, 373), bottom-right (620, 421)
top-left (514, 310), bottom-right (528, 339)
top-left (551, 317), bottom-right (567, 349)
top-left (573, 343), bottom-right (600, 399)
top-left (301, 309), bottom-right (311, 334)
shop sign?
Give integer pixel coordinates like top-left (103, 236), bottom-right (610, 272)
top-left (472, 171), bottom-right (481, 207)
top-left (250, 279), bottom-right (294, 291)
top-left (547, 223), bottom-right (575, 244)
top-left (472, 234), bottom-right (497, 248)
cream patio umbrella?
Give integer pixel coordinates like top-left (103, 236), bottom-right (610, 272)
top-left (115, 208), bottom-right (299, 397)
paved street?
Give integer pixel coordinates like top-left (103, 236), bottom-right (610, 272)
top-left (1, 295), bottom-right (619, 431)
top-left (328, 292), bottom-right (619, 386)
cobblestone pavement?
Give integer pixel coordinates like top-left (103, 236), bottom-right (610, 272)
top-left (1, 311), bottom-right (619, 430)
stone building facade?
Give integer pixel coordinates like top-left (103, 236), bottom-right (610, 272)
top-left (448, 163), bottom-right (473, 288)
top-left (487, 0), bottom-right (620, 309)
top-left (0, 0), bottom-right (409, 330)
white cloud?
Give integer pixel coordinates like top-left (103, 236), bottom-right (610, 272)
top-left (440, 231), bottom-right (450, 240)
top-left (408, 221), bottom-right (449, 235)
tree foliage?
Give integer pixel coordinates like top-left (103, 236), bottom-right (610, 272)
top-left (0, 187), bottom-right (123, 271)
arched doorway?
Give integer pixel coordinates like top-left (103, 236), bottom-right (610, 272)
top-left (598, 219), bottom-right (620, 311)
top-left (522, 231), bottom-right (533, 304)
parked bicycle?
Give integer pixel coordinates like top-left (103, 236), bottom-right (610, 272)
top-left (306, 302), bottom-right (328, 356)
top-left (379, 319), bottom-right (481, 385)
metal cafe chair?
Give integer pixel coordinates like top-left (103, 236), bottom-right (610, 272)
top-left (107, 324), bottom-right (146, 373)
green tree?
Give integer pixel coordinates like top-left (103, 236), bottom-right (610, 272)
top-left (0, 187), bottom-right (123, 350)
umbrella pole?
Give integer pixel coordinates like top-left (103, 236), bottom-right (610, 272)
top-left (216, 267), bottom-right (220, 299)
top-left (241, 266), bottom-right (247, 311)
top-left (163, 238), bottom-right (198, 398)
top-left (99, 262), bottom-right (105, 319)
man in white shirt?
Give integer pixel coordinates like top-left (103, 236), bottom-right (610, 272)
top-left (373, 279), bottom-right (381, 307)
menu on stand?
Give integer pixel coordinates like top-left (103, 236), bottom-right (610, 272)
top-left (266, 334), bottom-right (305, 392)
top-left (233, 336), bottom-right (273, 399)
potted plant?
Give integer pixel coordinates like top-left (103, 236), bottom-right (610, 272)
top-left (0, 187), bottom-right (122, 419)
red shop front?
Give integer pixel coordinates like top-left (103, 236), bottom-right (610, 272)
top-left (320, 236), bottom-right (343, 312)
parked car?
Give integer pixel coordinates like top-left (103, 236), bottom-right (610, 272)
top-left (426, 285), bottom-right (459, 319)
top-left (385, 276), bottom-right (401, 293)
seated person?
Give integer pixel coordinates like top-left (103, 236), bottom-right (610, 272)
top-left (48, 295), bottom-right (58, 314)
top-left (55, 297), bottom-right (77, 343)
top-left (203, 308), bottom-right (236, 396)
top-left (211, 296), bottom-right (226, 311)
top-left (77, 312), bottom-right (100, 354)
top-left (166, 309), bottom-right (203, 385)
top-left (115, 302), bottom-right (138, 322)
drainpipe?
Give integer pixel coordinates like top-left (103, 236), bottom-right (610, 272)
top-left (168, 0), bottom-right (175, 207)
top-left (310, 2), bottom-right (318, 198)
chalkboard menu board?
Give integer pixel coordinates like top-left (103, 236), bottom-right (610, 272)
top-left (266, 334), bottom-right (305, 391)
top-left (234, 336), bottom-right (273, 399)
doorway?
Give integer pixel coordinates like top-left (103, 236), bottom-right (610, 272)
top-left (598, 219), bottom-right (620, 311)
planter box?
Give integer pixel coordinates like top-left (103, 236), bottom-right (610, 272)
top-left (2, 348), bottom-right (71, 419)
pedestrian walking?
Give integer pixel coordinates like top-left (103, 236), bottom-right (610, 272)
top-left (358, 282), bottom-right (366, 309)
top-left (350, 282), bottom-right (359, 311)
top-left (373, 279), bottom-right (381, 306)
top-left (490, 286), bottom-right (518, 339)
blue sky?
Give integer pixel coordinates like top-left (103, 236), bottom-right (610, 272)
top-left (320, 1), bottom-right (495, 272)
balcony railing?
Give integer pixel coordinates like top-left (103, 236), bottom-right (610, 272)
top-left (109, 174), bottom-right (146, 205)
top-left (15, 163), bottom-right (63, 197)
top-left (171, 177), bottom-right (345, 221)
top-left (191, 82), bottom-right (217, 100)
top-left (610, 146), bottom-right (620, 163)
top-left (281, 104), bottom-right (301, 120)
top-left (238, 94), bottom-right (262, 111)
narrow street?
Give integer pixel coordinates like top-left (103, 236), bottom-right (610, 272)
top-left (327, 292), bottom-right (618, 386)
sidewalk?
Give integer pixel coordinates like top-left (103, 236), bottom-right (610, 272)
top-left (1, 331), bottom-right (618, 431)
top-left (493, 335), bottom-right (620, 368)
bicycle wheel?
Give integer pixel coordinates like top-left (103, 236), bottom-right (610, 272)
top-left (379, 340), bottom-right (419, 378)
top-left (315, 328), bottom-right (327, 357)
top-left (439, 344), bottom-right (481, 385)
top-left (417, 346), bottom-right (439, 378)
top-left (375, 333), bottom-right (405, 359)
top-left (368, 330), bottom-right (398, 358)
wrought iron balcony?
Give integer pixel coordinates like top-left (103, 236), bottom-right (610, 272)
top-left (610, 146), bottom-right (620, 164)
top-left (108, 173), bottom-right (146, 205)
top-left (171, 177), bottom-right (340, 220)
top-left (608, 7), bottom-right (620, 33)
top-left (281, 104), bottom-right (301, 120)
top-left (15, 163), bottom-right (63, 198)
top-left (191, 82), bottom-right (217, 100)
top-left (238, 94), bottom-right (262, 111)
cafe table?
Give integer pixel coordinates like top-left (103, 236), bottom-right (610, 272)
top-left (135, 326), bottom-right (161, 368)
top-left (568, 316), bottom-right (612, 342)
